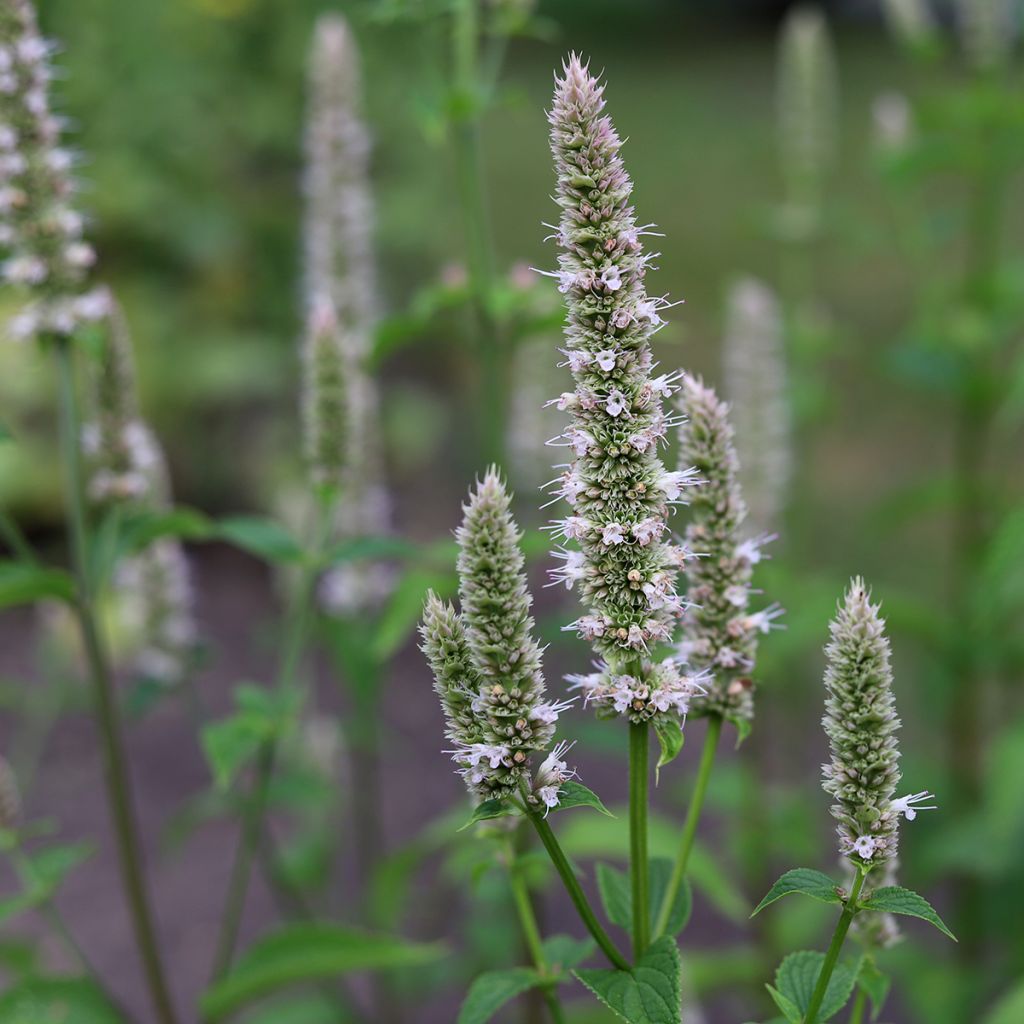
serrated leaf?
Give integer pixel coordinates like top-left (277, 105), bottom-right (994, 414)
top-left (652, 717), bottom-right (683, 782)
top-left (199, 924), bottom-right (446, 1022)
top-left (597, 860), bottom-right (691, 938)
top-left (552, 781), bottom-right (613, 816)
top-left (0, 562), bottom-right (76, 608)
top-left (857, 958), bottom-right (890, 1021)
top-left (458, 799), bottom-right (519, 832)
top-left (752, 868), bottom-right (844, 916)
top-left (218, 517), bottom-right (305, 564)
top-left (457, 967), bottom-right (542, 1024)
top-left (766, 984), bottom-right (802, 1023)
top-left (0, 976), bottom-right (125, 1023)
top-left (857, 886), bottom-right (956, 940)
top-left (541, 934), bottom-right (594, 973)
top-left (775, 950), bottom-right (860, 1022)
top-left (574, 936), bottom-right (681, 1024)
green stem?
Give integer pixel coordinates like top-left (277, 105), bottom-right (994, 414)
top-left (53, 338), bottom-right (179, 1024)
top-left (628, 721), bottom-right (649, 957)
top-left (451, 0), bottom-right (505, 466)
top-left (210, 499), bottom-right (333, 979)
top-left (507, 842), bottom-right (567, 1024)
top-left (847, 988), bottom-right (867, 1024)
top-left (524, 806), bottom-right (630, 971)
top-left (803, 868), bottom-right (866, 1024)
top-left (653, 714), bottom-right (721, 939)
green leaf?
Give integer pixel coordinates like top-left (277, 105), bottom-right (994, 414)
top-left (118, 506), bottom-right (214, 555)
top-left (0, 976), bottom-right (125, 1023)
top-left (575, 936), bottom-right (681, 1024)
top-left (371, 567), bottom-right (452, 661)
top-left (239, 993), bottom-right (340, 1024)
top-left (200, 685), bottom-right (295, 790)
top-left (596, 860), bottom-right (691, 939)
top-left (541, 934), bottom-right (594, 974)
top-left (985, 979), bottom-right (1024, 1024)
top-left (856, 958), bottom-right (890, 1021)
top-left (652, 717), bottom-right (683, 782)
top-left (0, 562), bottom-right (76, 608)
top-left (23, 841), bottom-right (94, 897)
top-left (552, 781), bottom-right (613, 817)
top-left (199, 924), bottom-right (446, 1022)
top-left (218, 517), bottom-right (305, 564)
top-left (326, 535), bottom-right (423, 565)
top-left (457, 967), bottom-right (542, 1024)
top-left (775, 950), bottom-right (860, 1022)
top-left (857, 885), bottom-right (956, 940)
top-left (766, 984), bottom-right (802, 1024)
top-left (751, 868), bottom-right (844, 916)
top-left (458, 799), bottom-right (519, 832)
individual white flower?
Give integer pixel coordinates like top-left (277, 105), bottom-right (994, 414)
top-left (890, 791), bottom-right (937, 821)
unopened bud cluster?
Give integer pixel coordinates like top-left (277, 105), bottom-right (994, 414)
top-left (822, 578), bottom-right (935, 866)
top-left (543, 55), bottom-right (696, 691)
top-left (421, 470), bottom-right (575, 809)
top-left (677, 377), bottom-right (781, 725)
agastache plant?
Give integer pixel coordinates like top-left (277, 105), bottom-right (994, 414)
top-left (0, 3), bottom-right (179, 1021)
top-left (754, 579), bottom-right (951, 1024)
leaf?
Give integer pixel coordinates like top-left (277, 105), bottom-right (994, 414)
top-left (751, 868), bottom-right (844, 916)
top-left (857, 886), bottom-right (956, 940)
top-left (0, 563), bottom-right (76, 609)
top-left (775, 950), bottom-right (861, 1022)
top-left (458, 799), bottom-right (519, 832)
top-left (0, 976), bottom-right (126, 1023)
top-left (552, 781), bottom-right (613, 817)
top-left (199, 924), bottom-right (446, 1022)
top-left (985, 979), bottom-right (1024, 1024)
top-left (652, 717), bottom-right (683, 782)
top-left (371, 567), bottom-right (452, 661)
top-left (541, 934), bottom-right (594, 974)
top-left (766, 984), bottom-right (802, 1024)
top-left (575, 936), bottom-right (681, 1024)
top-left (218, 516), bottom-right (305, 564)
top-left (596, 860), bottom-right (691, 939)
top-left (117, 506), bottom-right (214, 555)
top-left (856, 958), bottom-right (890, 1021)
top-left (326, 535), bottom-right (423, 565)
top-left (201, 685), bottom-right (295, 790)
top-left (23, 841), bottom-right (94, 897)
top-left (457, 967), bottom-right (542, 1024)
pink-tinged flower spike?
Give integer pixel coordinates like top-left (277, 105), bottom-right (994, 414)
top-left (722, 278), bottom-right (791, 536)
top-left (822, 578), bottom-right (936, 868)
top-left (302, 14), bottom-right (393, 616)
top-left (422, 470), bottom-right (578, 809)
top-left (544, 55), bottom-right (696, 684)
top-left (677, 376), bottom-right (781, 731)
top-left (0, 0), bottom-right (107, 339)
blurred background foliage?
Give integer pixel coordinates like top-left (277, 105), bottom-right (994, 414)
top-left (2, 0), bottom-right (1024, 1022)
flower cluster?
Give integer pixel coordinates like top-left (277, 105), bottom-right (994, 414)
top-left (776, 5), bottom-right (837, 232)
top-left (822, 578), bottom-right (936, 866)
top-left (677, 377), bottom-right (781, 726)
top-left (722, 278), bottom-right (791, 536)
top-left (0, 0), bottom-right (104, 338)
top-left (421, 470), bottom-right (575, 809)
top-left (301, 14), bottom-right (393, 617)
top-left (567, 658), bottom-right (707, 724)
top-left (543, 54), bottom-right (696, 683)
top-left (83, 294), bottom-right (197, 687)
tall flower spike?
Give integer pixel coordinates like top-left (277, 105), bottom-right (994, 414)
top-left (421, 470), bottom-right (576, 808)
top-left (722, 278), bottom-right (791, 536)
top-left (776, 6), bottom-right (837, 231)
top-left (302, 14), bottom-right (393, 616)
top-left (0, 0), bottom-right (107, 339)
top-left (880, 0), bottom-right (940, 56)
top-left (677, 377), bottom-right (780, 727)
top-left (544, 55), bottom-right (696, 696)
top-left (83, 294), bottom-right (197, 686)
top-left (822, 578), bottom-right (935, 867)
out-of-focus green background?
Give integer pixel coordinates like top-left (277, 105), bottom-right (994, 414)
top-left (2, 1), bottom-right (1023, 1022)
